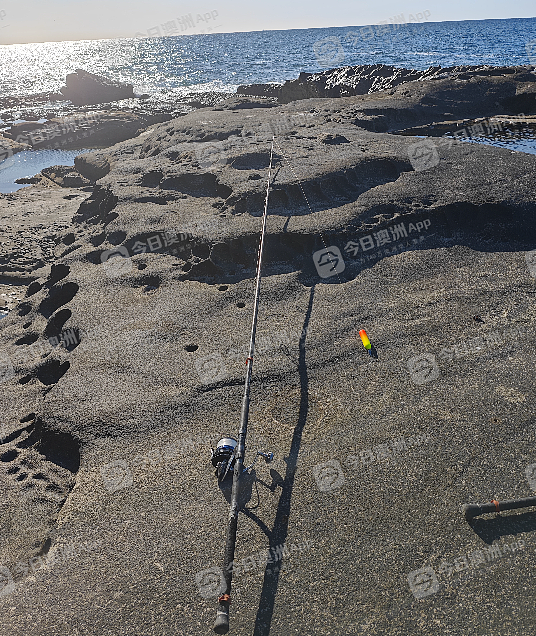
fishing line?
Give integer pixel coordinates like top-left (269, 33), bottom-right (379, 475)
top-left (272, 137), bottom-right (346, 286)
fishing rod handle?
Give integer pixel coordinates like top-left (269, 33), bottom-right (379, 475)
top-left (463, 496), bottom-right (536, 521)
top-left (214, 601), bottom-right (230, 634)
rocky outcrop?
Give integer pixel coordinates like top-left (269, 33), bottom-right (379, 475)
top-left (39, 166), bottom-right (92, 188)
top-left (1, 66), bottom-right (536, 636)
top-left (238, 63), bottom-right (536, 103)
top-left (73, 154), bottom-right (111, 182)
top-left (0, 134), bottom-right (31, 161)
top-left (58, 69), bottom-right (135, 106)
top-left (4, 111), bottom-right (172, 150)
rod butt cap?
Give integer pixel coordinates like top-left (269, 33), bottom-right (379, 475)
top-left (214, 612), bottom-right (229, 634)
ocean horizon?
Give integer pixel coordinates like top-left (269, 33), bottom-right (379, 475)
top-left (1, 16), bottom-right (535, 105)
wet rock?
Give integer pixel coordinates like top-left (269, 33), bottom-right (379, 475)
top-left (0, 134), bottom-right (31, 160)
top-left (58, 69), bottom-right (135, 106)
top-left (40, 166), bottom-right (92, 188)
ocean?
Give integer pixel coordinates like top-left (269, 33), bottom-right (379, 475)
top-left (0, 17), bottom-right (535, 192)
top-left (0, 16), bottom-right (535, 112)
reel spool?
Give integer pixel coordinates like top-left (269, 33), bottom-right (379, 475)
top-left (211, 436), bottom-right (274, 481)
top-left (211, 437), bottom-right (238, 481)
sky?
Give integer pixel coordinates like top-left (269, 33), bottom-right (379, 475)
top-left (0, 0), bottom-right (534, 45)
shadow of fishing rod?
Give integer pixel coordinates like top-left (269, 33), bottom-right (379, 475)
top-left (252, 283), bottom-right (315, 636)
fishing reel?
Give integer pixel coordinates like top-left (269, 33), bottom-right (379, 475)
top-left (211, 436), bottom-right (274, 482)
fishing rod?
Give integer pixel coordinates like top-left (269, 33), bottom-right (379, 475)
top-left (462, 496), bottom-right (536, 521)
top-left (212, 137), bottom-right (276, 635)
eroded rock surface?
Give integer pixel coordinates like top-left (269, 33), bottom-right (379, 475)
top-left (0, 67), bottom-right (535, 636)
top-left (238, 63), bottom-right (536, 105)
top-left (4, 111), bottom-right (172, 150)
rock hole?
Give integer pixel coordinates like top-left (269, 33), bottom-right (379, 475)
top-left (16, 472), bottom-right (27, 481)
top-left (38, 537), bottom-right (52, 556)
top-left (217, 183), bottom-right (233, 198)
top-left (1, 425), bottom-right (31, 444)
top-left (18, 303), bottom-right (32, 317)
top-left (90, 233), bottom-right (106, 247)
top-left (15, 333), bottom-right (39, 346)
top-left (137, 263), bottom-right (148, 270)
top-left (44, 309), bottom-right (72, 339)
top-left (38, 426), bottom-right (80, 473)
top-left (47, 264), bottom-right (71, 286)
top-left (184, 344), bottom-right (198, 352)
top-left (218, 285), bottom-right (228, 291)
top-left (26, 281), bottom-right (42, 297)
top-left (62, 233), bottom-right (76, 245)
top-left (138, 275), bottom-right (160, 289)
top-left (107, 230), bottom-right (127, 245)
top-left (1, 449), bottom-right (19, 462)
top-left (7, 465), bottom-right (19, 474)
top-left (16, 418), bottom-right (80, 473)
top-left (45, 483), bottom-right (63, 494)
top-left (32, 473), bottom-right (47, 480)
top-left (36, 360), bottom-right (70, 386)
top-left (237, 302), bottom-right (246, 308)
top-left (19, 375), bottom-right (33, 385)
top-left (38, 282), bottom-right (79, 318)
top-left (140, 170), bottom-right (164, 187)
top-left (23, 322), bottom-right (32, 329)
top-left (231, 152), bottom-right (271, 170)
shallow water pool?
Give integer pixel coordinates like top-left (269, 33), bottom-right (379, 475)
top-left (0, 149), bottom-right (87, 193)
